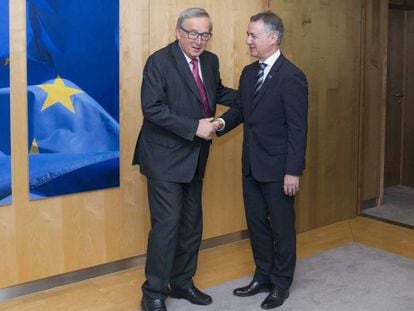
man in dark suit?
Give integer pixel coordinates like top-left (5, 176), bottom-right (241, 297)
top-left (132, 7), bottom-right (235, 311)
top-left (214, 11), bottom-right (308, 310)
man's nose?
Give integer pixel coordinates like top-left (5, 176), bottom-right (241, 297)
top-left (195, 35), bottom-right (202, 44)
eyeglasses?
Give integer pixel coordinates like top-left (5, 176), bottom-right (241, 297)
top-left (179, 26), bottom-right (212, 42)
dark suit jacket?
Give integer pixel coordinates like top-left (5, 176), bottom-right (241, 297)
top-left (132, 41), bottom-right (235, 182)
top-left (218, 54), bottom-right (308, 182)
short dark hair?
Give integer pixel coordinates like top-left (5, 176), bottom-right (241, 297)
top-left (250, 11), bottom-right (284, 45)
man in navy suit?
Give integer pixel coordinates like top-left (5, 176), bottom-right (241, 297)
top-left (215, 11), bottom-right (308, 309)
top-left (132, 7), bottom-right (235, 311)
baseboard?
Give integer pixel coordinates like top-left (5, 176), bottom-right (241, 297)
top-left (360, 214), bottom-right (414, 230)
top-left (0, 230), bottom-right (249, 301)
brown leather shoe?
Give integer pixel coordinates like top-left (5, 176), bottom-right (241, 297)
top-left (140, 296), bottom-right (166, 311)
top-left (260, 287), bottom-right (289, 309)
top-left (233, 280), bottom-right (272, 297)
top-left (170, 285), bottom-right (212, 305)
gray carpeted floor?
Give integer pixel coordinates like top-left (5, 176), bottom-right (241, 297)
top-left (362, 185), bottom-right (414, 227)
top-left (164, 243), bottom-right (414, 311)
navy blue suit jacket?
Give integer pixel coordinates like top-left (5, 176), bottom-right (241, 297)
top-left (132, 41), bottom-right (235, 182)
top-left (218, 54), bottom-right (308, 182)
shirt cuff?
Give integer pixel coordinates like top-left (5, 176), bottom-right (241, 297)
top-left (216, 118), bottom-right (225, 131)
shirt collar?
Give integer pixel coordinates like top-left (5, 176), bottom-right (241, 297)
top-left (260, 49), bottom-right (281, 68)
top-left (182, 50), bottom-right (199, 65)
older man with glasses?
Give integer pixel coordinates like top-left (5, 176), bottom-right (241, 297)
top-left (132, 7), bottom-right (235, 311)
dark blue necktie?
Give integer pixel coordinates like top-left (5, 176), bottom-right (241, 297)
top-left (254, 63), bottom-right (267, 98)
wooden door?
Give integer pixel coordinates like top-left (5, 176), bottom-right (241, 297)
top-left (385, 8), bottom-right (405, 187)
top-left (385, 6), bottom-right (414, 188)
top-left (403, 10), bottom-right (414, 186)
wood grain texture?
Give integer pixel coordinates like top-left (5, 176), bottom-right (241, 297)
top-left (0, 206), bottom-right (17, 287)
top-left (201, 0), bottom-right (267, 238)
top-left (351, 217), bottom-right (414, 259)
top-left (2, 0), bottom-right (268, 288)
top-left (2, 0), bottom-right (378, 289)
top-left (270, 0), bottom-right (362, 231)
top-left (2, 0), bottom-right (151, 287)
top-left (0, 217), bottom-right (411, 310)
top-left (360, 0), bottom-right (388, 202)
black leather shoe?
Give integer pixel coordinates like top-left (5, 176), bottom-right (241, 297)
top-left (260, 288), bottom-right (289, 309)
top-left (170, 286), bottom-right (212, 305)
top-left (140, 296), bottom-right (166, 311)
top-left (233, 280), bottom-right (272, 297)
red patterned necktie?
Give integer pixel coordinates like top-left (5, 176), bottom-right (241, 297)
top-left (191, 59), bottom-right (211, 117)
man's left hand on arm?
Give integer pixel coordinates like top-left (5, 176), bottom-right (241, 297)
top-left (284, 174), bottom-right (300, 196)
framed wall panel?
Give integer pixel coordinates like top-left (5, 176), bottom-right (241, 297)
top-left (26, 0), bottom-right (120, 200)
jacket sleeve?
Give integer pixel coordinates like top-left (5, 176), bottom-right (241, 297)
top-left (216, 71), bottom-right (244, 136)
top-left (283, 69), bottom-right (308, 176)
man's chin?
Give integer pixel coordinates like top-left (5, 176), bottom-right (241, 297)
top-left (191, 49), bottom-right (204, 56)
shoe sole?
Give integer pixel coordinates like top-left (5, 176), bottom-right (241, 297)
top-left (260, 293), bottom-right (289, 309)
top-left (140, 301), bottom-right (166, 311)
top-left (169, 293), bottom-right (212, 305)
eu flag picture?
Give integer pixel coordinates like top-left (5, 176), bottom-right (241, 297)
top-left (0, 0), bottom-right (11, 206)
top-left (26, 0), bottom-right (119, 200)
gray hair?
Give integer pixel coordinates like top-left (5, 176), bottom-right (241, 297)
top-left (250, 11), bottom-right (284, 45)
top-left (177, 7), bottom-right (212, 32)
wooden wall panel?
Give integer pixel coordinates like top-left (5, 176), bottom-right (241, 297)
top-left (1, 0), bottom-right (151, 287)
top-left (0, 0), bottom-right (20, 289)
top-left (270, 0), bottom-right (362, 231)
top-left (105, 0), bottom-right (150, 263)
top-left (1, 0), bottom-right (371, 289)
top-left (203, 1), bottom-right (267, 237)
top-left (2, 0), bottom-right (269, 288)
top-left (360, 0), bottom-right (388, 201)
top-left (0, 204), bottom-right (17, 287)
top-left (10, 0), bottom-right (68, 285)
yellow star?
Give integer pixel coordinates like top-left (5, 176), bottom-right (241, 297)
top-left (30, 138), bottom-right (39, 154)
top-left (37, 76), bottom-right (82, 113)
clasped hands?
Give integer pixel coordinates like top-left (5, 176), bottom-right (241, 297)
top-left (196, 117), bottom-right (224, 140)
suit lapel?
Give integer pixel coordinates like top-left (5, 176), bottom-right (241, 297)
top-left (250, 54), bottom-right (285, 113)
top-left (171, 41), bottom-right (203, 104)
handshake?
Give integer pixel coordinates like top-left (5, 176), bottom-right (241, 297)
top-left (196, 117), bottom-right (224, 140)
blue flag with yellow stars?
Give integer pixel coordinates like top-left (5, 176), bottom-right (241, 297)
top-left (26, 0), bottom-right (119, 199)
top-left (0, 0), bottom-right (9, 85)
top-left (0, 150), bottom-right (11, 204)
top-left (0, 0), bottom-right (11, 206)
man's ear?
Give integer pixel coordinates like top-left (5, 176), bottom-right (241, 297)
top-left (175, 27), bottom-right (181, 40)
top-left (271, 32), bottom-right (278, 45)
